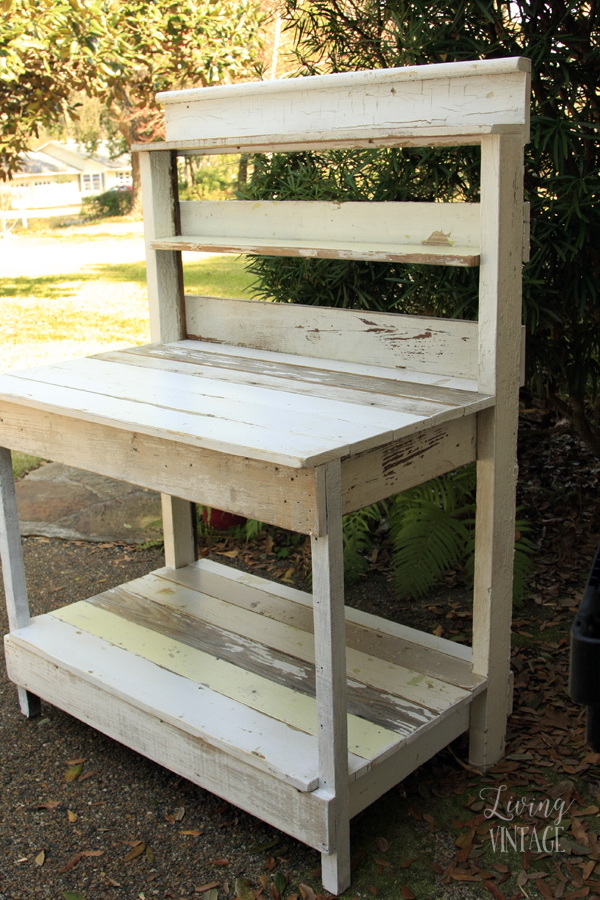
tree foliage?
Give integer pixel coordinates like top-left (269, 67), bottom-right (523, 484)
top-left (1, 0), bottom-right (264, 209)
top-left (243, 0), bottom-right (600, 457)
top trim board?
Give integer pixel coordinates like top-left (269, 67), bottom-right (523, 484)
top-left (150, 58), bottom-right (530, 148)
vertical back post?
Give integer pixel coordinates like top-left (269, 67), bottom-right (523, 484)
top-left (139, 150), bottom-right (196, 568)
top-left (469, 132), bottom-right (524, 767)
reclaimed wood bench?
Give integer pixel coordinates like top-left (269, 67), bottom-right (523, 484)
top-left (0, 58), bottom-right (530, 894)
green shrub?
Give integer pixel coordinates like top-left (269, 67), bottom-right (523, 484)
top-left (81, 189), bottom-right (133, 219)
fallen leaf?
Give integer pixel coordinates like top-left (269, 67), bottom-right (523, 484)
top-left (67, 809), bottom-right (77, 823)
top-left (235, 877), bottom-right (255, 900)
top-left (455, 828), bottom-right (475, 850)
top-left (250, 839), bottom-right (279, 854)
top-left (271, 886), bottom-right (280, 900)
top-left (408, 804), bottom-right (423, 821)
top-left (491, 863), bottom-right (510, 874)
top-left (65, 758), bottom-right (87, 766)
top-left (433, 624), bottom-right (443, 636)
top-left (451, 872), bottom-right (479, 882)
top-left (517, 870), bottom-right (528, 887)
top-left (431, 861), bottom-right (444, 874)
top-left (145, 845), bottom-right (154, 864)
top-left (264, 856), bottom-right (276, 872)
top-left (259, 875), bottom-right (269, 891)
top-left (574, 806), bottom-right (600, 817)
top-left (203, 891), bottom-right (218, 900)
top-left (423, 813), bottom-right (436, 832)
top-left (194, 883), bottom-right (219, 894)
top-left (368, 889), bottom-right (377, 897)
top-left (65, 764), bottom-right (83, 782)
top-left (58, 853), bottom-right (82, 874)
top-left (273, 873), bottom-right (287, 895)
top-left (106, 878), bottom-right (121, 887)
top-left (482, 880), bottom-right (506, 900)
top-left (298, 885), bottom-right (316, 900)
top-left (400, 857), bottom-right (417, 868)
top-left (219, 549), bottom-right (239, 558)
top-left (180, 830), bottom-right (204, 836)
top-left (210, 858), bottom-right (229, 866)
top-left (35, 850), bottom-right (45, 866)
top-left (124, 843), bottom-right (147, 862)
top-left (35, 800), bottom-right (60, 810)
top-left (174, 806), bottom-right (185, 821)
top-left (81, 850), bottom-right (104, 858)
top-left (164, 813), bottom-right (175, 824)
top-left (375, 836), bottom-right (389, 852)
top-left (537, 879), bottom-right (554, 899)
top-left (78, 771), bottom-right (95, 783)
top-left (401, 887), bottom-right (416, 899)
top-left (375, 857), bottom-right (391, 868)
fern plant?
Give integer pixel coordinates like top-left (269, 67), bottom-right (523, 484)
top-left (342, 504), bottom-right (383, 585)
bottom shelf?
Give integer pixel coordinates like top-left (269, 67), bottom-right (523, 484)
top-left (4, 559), bottom-right (485, 848)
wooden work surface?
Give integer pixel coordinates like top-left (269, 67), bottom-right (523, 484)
top-left (0, 340), bottom-right (492, 469)
top-left (5, 559), bottom-right (485, 797)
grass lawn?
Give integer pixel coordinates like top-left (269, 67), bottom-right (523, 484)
top-left (0, 254), bottom-right (253, 477)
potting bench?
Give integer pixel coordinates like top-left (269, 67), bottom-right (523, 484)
top-left (1, 59), bottom-right (530, 894)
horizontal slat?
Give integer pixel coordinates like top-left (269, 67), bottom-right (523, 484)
top-left (4, 623), bottom-right (333, 848)
top-left (98, 349), bottom-right (461, 420)
top-left (90, 582), bottom-right (435, 736)
top-left (0, 371), bottom-right (343, 468)
top-left (179, 199), bottom-right (479, 255)
top-left (5, 616), bottom-right (328, 790)
top-left (113, 572), bottom-right (465, 713)
top-left (154, 234), bottom-right (479, 267)
top-left (159, 560), bottom-right (482, 689)
top-left (184, 297), bottom-right (480, 381)
top-left (50, 601), bottom-right (400, 761)
top-left (156, 59), bottom-right (530, 145)
top-left (0, 400), bottom-right (321, 534)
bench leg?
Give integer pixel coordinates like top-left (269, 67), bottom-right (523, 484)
top-left (0, 447), bottom-right (41, 717)
top-left (312, 460), bottom-right (351, 895)
top-left (161, 495), bottom-right (196, 568)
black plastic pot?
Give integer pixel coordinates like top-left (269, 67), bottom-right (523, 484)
top-left (569, 542), bottom-right (600, 751)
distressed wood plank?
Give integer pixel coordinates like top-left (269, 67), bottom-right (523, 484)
top-left (0, 447), bottom-right (41, 717)
top-left (156, 234), bottom-right (479, 267)
top-left (157, 59), bottom-right (530, 145)
top-left (312, 460), bottom-right (351, 894)
top-left (4, 621), bottom-right (333, 844)
top-left (341, 417), bottom-right (477, 513)
top-left (107, 572), bottom-right (465, 713)
top-left (157, 559), bottom-right (479, 686)
top-left (139, 150), bottom-right (194, 568)
top-left (469, 132), bottom-right (524, 769)
top-left (0, 401), bottom-right (320, 534)
top-left (179, 200), bottom-right (479, 251)
top-left (89, 584), bottom-right (435, 737)
top-left (184, 296), bottom-right (480, 380)
top-left (50, 601), bottom-right (399, 761)
top-left (114, 341), bottom-right (486, 404)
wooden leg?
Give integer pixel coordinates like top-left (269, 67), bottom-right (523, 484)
top-left (469, 407), bottom-right (517, 768)
top-left (161, 495), bottom-right (196, 569)
top-left (311, 460), bottom-right (351, 895)
top-left (0, 447), bottom-right (41, 717)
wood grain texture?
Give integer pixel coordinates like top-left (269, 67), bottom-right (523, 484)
top-left (139, 150), bottom-right (195, 568)
top-left (184, 295), bottom-right (479, 380)
top-left (0, 401), bottom-right (321, 534)
top-left (469, 133), bottom-right (524, 769)
top-left (341, 417), bottom-right (477, 513)
top-left (88, 583), bottom-right (435, 737)
top-left (5, 622), bottom-right (333, 846)
top-left (158, 59), bottom-right (530, 145)
top-left (312, 460), bottom-right (351, 893)
top-left (158, 558), bottom-right (479, 683)
top-left (180, 200), bottom-right (479, 250)
top-left (0, 446), bottom-right (40, 717)
top-left (106, 571), bottom-right (464, 713)
top-left (155, 234), bottom-right (479, 267)
top-left (50, 601), bottom-right (399, 761)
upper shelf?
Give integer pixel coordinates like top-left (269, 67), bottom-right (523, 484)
top-left (135, 58), bottom-right (530, 152)
top-left (150, 199), bottom-right (481, 268)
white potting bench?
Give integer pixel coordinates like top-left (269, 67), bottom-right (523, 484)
top-left (1, 59), bottom-right (530, 893)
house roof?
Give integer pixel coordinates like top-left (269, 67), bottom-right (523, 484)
top-left (12, 150), bottom-right (81, 179)
top-left (34, 140), bottom-right (131, 172)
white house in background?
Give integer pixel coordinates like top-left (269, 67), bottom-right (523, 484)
top-left (9, 140), bottom-right (132, 209)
